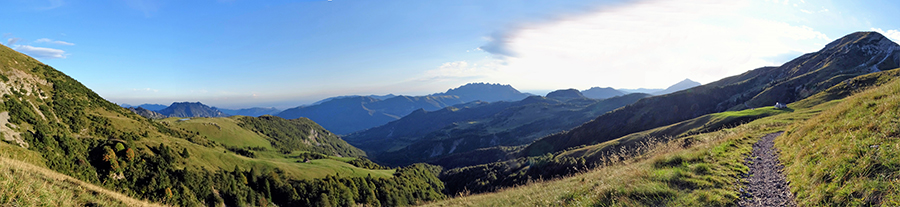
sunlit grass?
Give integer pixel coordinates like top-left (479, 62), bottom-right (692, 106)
top-left (777, 77), bottom-right (900, 206)
top-left (0, 157), bottom-right (165, 207)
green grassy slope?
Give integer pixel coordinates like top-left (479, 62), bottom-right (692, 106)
top-left (429, 114), bottom-right (793, 206)
top-left (160, 117), bottom-right (272, 149)
top-left (0, 156), bottom-right (164, 207)
top-left (777, 76), bottom-right (900, 206)
top-left (0, 44), bottom-right (445, 206)
top-left (436, 67), bottom-right (900, 203)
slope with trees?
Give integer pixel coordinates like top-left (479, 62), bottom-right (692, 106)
top-left (0, 44), bottom-right (446, 206)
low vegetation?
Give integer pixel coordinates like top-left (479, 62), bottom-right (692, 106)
top-left (432, 68), bottom-right (900, 206)
top-left (777, 76), bottom-right (900, 206)
top-left (0, 156), bottom-right (163, 207)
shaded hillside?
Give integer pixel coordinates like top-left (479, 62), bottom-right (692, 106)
top-left (433, 66), bottom-right (900, 206)
top-left (346, 93), bottom-right (649, 167)
top-left (581, 87), bottom-right (624, 99)
top-left (652, 78), bottom-right (701, 95)
top-left (742, 32), bottom-right (900, 108)
top-left (523, 31), bottom-right (900, 156)
top-left (277, 83), bottom-right (530, 135)
top-left (277, 95), bottom-right (465, 134)
top-left (215, 107), bottom-right (281, 117)
top-left (545, 89), bottom-right (586, 101)
top-left (236, 115), bottom-right (366, 157)
top-left (127, 107), bottom-right (166, 119)
top-left (433, 82), bottom-right (531, 103)
top-left (311, 94), bottom-right (397, 105)
top-left (157, 102), bottom-right (229, 117)
top-left (344, 101), bottom-right (521, 154)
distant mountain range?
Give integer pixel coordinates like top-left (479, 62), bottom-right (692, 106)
top-left (432, 83), bottom-right (533, 103)
top-left (120, 103), bottom-right (168, 111)
top-left (345, 89), bottom-right (651, 167)
top-left (652, 78), bottom-right (702, 95)
top-left (120, 102), bottom-right (282, 119)
top-left (157, 102), bottom-right (229, 118)
top-left (276, 83), bottom-right (533, 135)
top-left (216, 107), bottom-right (282, 117)
top-left (126, 107), bottom-right (166, 119)
top-left (120, 81), bottom-right (697, 133)
top-left (581, 87), bottom-right (623, 99)
top-left (596, 78), bottom-right (701, 96)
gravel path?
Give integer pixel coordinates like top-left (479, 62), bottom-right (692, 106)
top-left (739, 132), bottom-right (796, 207)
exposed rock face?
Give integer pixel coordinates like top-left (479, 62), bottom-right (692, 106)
top-left (127, 107), bottom-right (167, 119)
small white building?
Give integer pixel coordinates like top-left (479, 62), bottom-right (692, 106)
top-left (774, 102), bottom-right (787, 109)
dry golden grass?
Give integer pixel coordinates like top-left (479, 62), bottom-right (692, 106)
top-left (423, 121), bottom-right (782, 207)
top-left (0, 157), bottom-right (165, 207)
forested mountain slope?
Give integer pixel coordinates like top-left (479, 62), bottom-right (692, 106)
top-left (0, 44), bottom-right (445, 206)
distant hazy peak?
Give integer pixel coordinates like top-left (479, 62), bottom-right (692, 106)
top-left (158, 101), bottom-right (229, 118)
top-left (440, 82), bottom-right (519, 95)
top-left (546, 88), bottom-right (586, 101)
top-left (666, 79), bottom-right (701, 90)
top-left (581, 86), bottom-right (624, 99)
top-left (653, 78), bottom-right (702, 95)
top-left (433, 82), bottom-right (530, 103)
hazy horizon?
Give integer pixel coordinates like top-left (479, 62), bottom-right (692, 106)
top-left (4, 0), bottom-right (900, 109)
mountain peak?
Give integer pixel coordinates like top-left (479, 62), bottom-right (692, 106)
top-left (653, 78), bottom-right (701, 95)
top-left (546, 89), bottom-right (586, 101)
top-left (581, 87), bottom-right (624, 99)
top-left (158, 102), bottom-right (229, 118)
top-left (668, 79), bottom-right (700, 89)
top-left (434, 82), bottom-right (530, 103)
top-left (821, 31), bottom-right (899, 54)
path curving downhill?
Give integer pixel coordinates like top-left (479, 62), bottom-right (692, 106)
top-left (739, 132), bottom-right (797, 207)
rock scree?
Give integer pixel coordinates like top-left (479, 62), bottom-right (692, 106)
top-left (739, 131), bottom-right (796, 207)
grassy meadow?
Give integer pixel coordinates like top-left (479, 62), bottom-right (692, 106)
top-left (425, 69), bottom-right (900, 206)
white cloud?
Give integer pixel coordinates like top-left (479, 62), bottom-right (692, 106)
top-left (872, 28), bottom-right (900, 42)
top-left (12, 45), bottom-right (68, 59)
top-left (6, 38), bottom-right (21, 45)
top-left (476, 0), bottom-right (831, 90)
top-left (35, 38), bottom-right (75, 46)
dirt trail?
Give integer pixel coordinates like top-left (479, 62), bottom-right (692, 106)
top-left (739, 132), bottom-right (796, 207)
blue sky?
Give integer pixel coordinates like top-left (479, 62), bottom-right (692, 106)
top-left (3, 0), bottom-right (899, 109)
